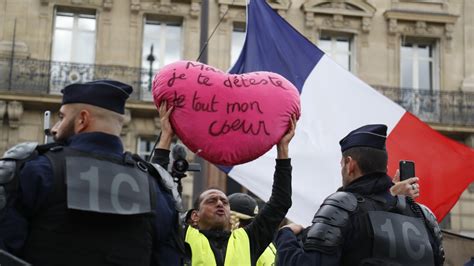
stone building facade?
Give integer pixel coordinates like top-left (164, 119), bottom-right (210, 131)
top-left (0, 0), bottom-right (473, 237)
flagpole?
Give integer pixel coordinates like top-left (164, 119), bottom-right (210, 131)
top-left (198, 0), bottom-right (209, 63)
top-left (193, 0), bottom-right (210, 199)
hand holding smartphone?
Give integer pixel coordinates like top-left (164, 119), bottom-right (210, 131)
top-left (399, 160), bottom-right (415, 181)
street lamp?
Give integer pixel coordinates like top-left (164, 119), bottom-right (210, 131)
top-left (146, 45), bottom-right (156, 91)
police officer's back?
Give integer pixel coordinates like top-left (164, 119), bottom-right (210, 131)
top-left (0, 80), bottom-right (181, 266)
top-left (275, 124), bottom-right (444, 266)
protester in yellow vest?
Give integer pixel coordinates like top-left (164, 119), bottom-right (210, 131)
top-left (228, 193), bottom-right (277, 266)
top-left (157, 103), bottom-right (297, 266)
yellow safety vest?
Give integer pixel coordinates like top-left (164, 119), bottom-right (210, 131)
top-left (185, 226), bottom-right (251, 266)
top-left (256, 243), bottom-right (276, 266)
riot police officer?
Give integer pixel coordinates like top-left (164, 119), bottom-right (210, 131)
top-left (275, 124), bottom-right (444, 266)
top-left (0, 80), bottom-right (182, 266)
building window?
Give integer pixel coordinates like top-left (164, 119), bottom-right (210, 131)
top-left (52, 10), bottom-right (96, 64)
top-left (141, 17), bottom-right (182, 98)
top-left (50, 9), bottom-right (96, 93)
top-left (318, 33), bottom-right (353, 71)
top-left (137, 137), bottom-right (156, 161)
top-left (142, 18), bottom-right (182, 70)
top-left (230, 22), bottom-right (246, 66)
top-left (400, 39), bottom-right (438, 90)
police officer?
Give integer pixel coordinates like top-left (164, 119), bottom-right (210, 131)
top-left (228, 193), bottom-right (277, 266)
top-left (275, 124), bottom-right (444, 266)
top-left (0, 80), bottom-right (182, 266)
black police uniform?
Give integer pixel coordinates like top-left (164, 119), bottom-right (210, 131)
top-left (0, 80), bottom-right (182, 266)
top-left (275, 124), bottom-right (444, 266)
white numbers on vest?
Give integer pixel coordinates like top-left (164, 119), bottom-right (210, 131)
top-left (379, 218), bottom-right (426, 259)
top-left (80, 166), bottom-right (100, 211)
top-left (111, 173), bottom-right (140, 214)
top-left (402, 221), bottom-right (425, 260)
top-left (78, 166), bottom-right (141, 213)
top-left (67, 156), bottom-right (151, 215)
top-left (380, 218), bottom-right (396, 257)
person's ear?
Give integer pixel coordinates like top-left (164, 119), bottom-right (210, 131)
top-left (191, 210), bottom-right (199, 221)
top-left (75, 110), bottom-right (90, 133)
top-left (346, 156), bottom-right (357, 174)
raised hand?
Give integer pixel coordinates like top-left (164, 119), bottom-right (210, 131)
top-left (390, 169), bottom-right (420, 199)
top-left (277, 114), bottom-right (297, 159)
top-left (158, 100), bottom-right (175, 150)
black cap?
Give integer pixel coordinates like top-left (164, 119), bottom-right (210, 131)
top-left (61, 80), bottom-right (133, 114)
top-left (228, 193), bottom-right (258, 218)
top-left (339, 124), bottom-right (387, 152)
top-left (184, 208), bottom-right (196, 222)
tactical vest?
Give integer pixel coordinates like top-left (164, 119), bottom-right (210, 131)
top-left (185, 226), bottom-right (251, 266)
top-left (0, 142), bottom-right (183, 266)
top-left (304, 192), bottom-right (445, 266)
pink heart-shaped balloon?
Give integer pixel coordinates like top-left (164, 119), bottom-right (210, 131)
top-left (152, 61), bottom-right (300, 165)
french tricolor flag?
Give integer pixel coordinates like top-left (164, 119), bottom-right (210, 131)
top-left (223, 0), bottom-right (474, 225)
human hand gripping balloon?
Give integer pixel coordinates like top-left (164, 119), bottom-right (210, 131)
top-left (157, 100), bottom-right (175, 150)
top-left (152, 61), bottom-right (301, 165)
top-left (277, 114), bottom-right (297, 159)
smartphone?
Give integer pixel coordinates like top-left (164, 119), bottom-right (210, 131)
top-left (399, 160), bottom-right (415, 181)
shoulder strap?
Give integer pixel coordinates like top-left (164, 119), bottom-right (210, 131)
top-left (132, 153), bottom-right (188, 258)
top-left (43, 146), bottom-right (69, 206)
top-left (0, 142), bottom-right (59, 212)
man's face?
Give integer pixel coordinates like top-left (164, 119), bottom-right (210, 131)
top-left (196, 189), bottom-right (231, 231)
top-left (51, 105), bottom-right (77, 143)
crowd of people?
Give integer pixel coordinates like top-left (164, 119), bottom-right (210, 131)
top-left (0, 80), bottom-right (444, 265)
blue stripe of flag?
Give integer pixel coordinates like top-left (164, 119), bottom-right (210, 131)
top-left (220, 0), bottom-right (325, 174)
top-left (229, 0), bottom-right (325, 93)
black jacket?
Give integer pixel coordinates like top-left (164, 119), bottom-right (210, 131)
top-left (276, 172), bottom-right (443, 266)
top-left (186, 159), bottom-right (292, 266)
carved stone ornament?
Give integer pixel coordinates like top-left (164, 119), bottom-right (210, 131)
top-left (388, 18), bottom-right (398, 33)
top-left (305, 12), bottom-right (315, 27)
top-left (445, 23), bottom-right (454, 40)
top-left (384, 10), bottom-right (458, 40)
top-left (103, 0), bottom-right (113, 10)
top-left (190, 1), bottom-right (200, 18)
top-left (361, 17), bottom-right (370, 32)
top-left (219, 4), bottom-right (229, 19)
top-left (0, 101), bottom-right (6, 124)
top-left (131, 0), bottom-right (141, 12)
top-left (303, 0), bottom-right (376, 33)
top-left (7, 101), bottom-right (23, 129)
top-left (217, 0), bottom-right (289, 20)
top-left (217, 0), bottom-right (289, 9)
top-left (415, 21), bottom-right (427, 35)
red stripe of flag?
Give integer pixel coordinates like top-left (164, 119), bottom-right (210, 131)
top-left (387, 112), bottom-right (474, 221)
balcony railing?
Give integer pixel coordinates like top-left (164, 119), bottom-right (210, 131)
top-left (1, 58), bottom-right (474, 126)
top-left (374, 86), bottom-right (474, 127)
top-left (0, 58), bottom-right (154, 101)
